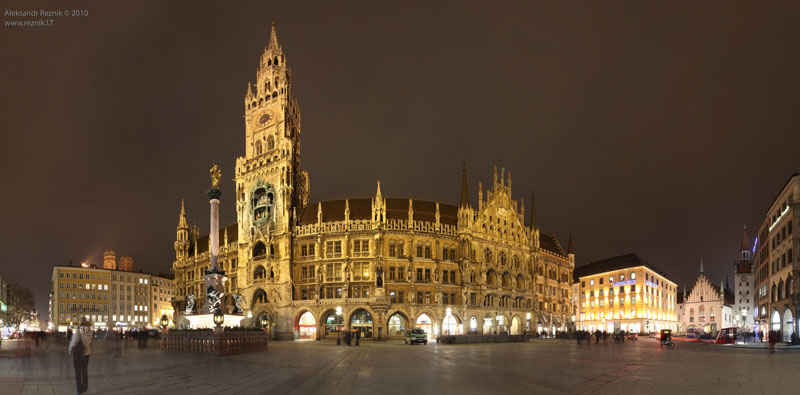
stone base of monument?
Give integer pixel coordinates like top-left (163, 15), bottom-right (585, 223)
top-left (185, 314), bottom-right (245, 329)
top-left (163, 327), bottom-right (267, 356)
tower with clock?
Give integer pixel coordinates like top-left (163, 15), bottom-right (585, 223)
top-left (234, 23), bottom-right (309, 313)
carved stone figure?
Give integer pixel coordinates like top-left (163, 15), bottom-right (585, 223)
top-left (207, 287), bottom-right (224, 312)
top-left (185, 294), bottom-right (196, 315)
top-left (376, 263), bottom-right (383, 288)
top-left (232, 293), bottom-right (245, 314)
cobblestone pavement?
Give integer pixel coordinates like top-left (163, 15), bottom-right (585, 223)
top-left (1, 337), bottom-right (798, 395)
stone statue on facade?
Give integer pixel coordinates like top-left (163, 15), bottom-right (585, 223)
top-left (232, 293), bottom-right (245, 314)
top-left (185, 294), bottom-right (196, 315)
top-left (376, 263), bottom-right (383, 288)
top-left (210, 163), bottom-right (222, 189)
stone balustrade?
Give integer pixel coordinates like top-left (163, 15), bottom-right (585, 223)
top-left (162, 330), bottom-right (268, 356)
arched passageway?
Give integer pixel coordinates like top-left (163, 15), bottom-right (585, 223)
top-left (350, 309), bottom-right (373, 339)
top-left (296, 311), bottom-right (316, 340)
top-left (387, 313), bottom-right (407, 337)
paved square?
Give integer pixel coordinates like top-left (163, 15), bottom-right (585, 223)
top-left (1, 338), bottom-right (797, 394)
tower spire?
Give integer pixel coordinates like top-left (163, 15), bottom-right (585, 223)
top-left (700, 257), bottom-right (704, 275)
top-left (268, 22), bottom-right (280, 49)
top-left (529, 190), bottom-right (536, 230)
top-left (178, 199), bottom-right (187, 229)
top-left (740, 225), bottom-right (749, 251)
top-left (567, 229), bottom-right (574, 254)
top-left (460, 162), bottom-right (469, 208)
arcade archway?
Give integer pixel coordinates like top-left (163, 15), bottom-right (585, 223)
top-left (387, 313), bottom-right (408, 337)
top-left (296, 311), bottom-right (316, 340)
top-left (350, 309), bottom-right (373, 339)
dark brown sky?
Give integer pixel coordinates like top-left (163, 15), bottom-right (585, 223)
top-left (2, 1), bottom-right (800, 319)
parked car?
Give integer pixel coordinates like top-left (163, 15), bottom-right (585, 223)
top-left (405, 328), bottom-right (428, 345)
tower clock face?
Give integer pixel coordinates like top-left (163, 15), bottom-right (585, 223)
top-left (256, 111), bottom-right (273, 128)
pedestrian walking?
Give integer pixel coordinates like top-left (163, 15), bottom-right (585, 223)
top-left (768, 331), bottom-right (776, 354)
top-left (69, 317), bottom-right (92, 395)
top-left (576, 331), bottom-right (582, 346)
top-left (595, 329), bottom-right (601, 344)
top-left (355, 329), bottom-right (360, 346)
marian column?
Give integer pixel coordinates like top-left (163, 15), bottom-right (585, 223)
top-left (203, 163), bottom-right (228, 314)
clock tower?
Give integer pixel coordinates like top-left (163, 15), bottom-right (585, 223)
top-left (235, 23), bottom-right (309, 305)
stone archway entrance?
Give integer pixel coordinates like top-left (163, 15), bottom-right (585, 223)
top-left (322, 310), bottom-right (344, 338)
top-left (783, 310), bottom-right (794, 342)
top-left (771, 310), bottom-right (781, 332)
top-left (442, 313), bottom-right (461, 335)
top-left (387, 313), bottom-right (408, 338)
top-left (297, 311), bottom-right (316, 340)
top-left (350, 309), bottom-right (373, 339)
top-left (510, 316), bottom-right (522, 335)
top-left (416, 313), bottom-right (435, 339)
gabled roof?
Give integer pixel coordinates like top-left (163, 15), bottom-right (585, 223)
top-left (539, 233), bottom-right (566, 256)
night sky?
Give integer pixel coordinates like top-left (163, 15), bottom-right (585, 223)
top-left (3, 1), bottom-right (800, 320)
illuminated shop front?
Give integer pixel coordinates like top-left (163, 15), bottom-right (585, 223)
top-left (574, 254), bottom-right (679, 334)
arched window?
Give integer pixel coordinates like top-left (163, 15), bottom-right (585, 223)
top-left (779, 280), bottom-right (785, 300)
top-left (252, 242), bottom-right (266, 257)
top-left (253, 266), bottom-right (266, 280)
top-left (470, 271), bottom-right (477, 283)
top-left (502, 272), bottom-right (512, 288)
top-left (772, 283), bottom-right (777, 302)
top-left (788, 275), bottom-right (794, 296)
top-left (486, 270), bottom-right (497, 286)
top-left (690, 308), bottom-right (694, 318)
top-left (272, 91), bottom-right (278, 98)
top-left (267, 135), bottom-right (274, 150)
top-left (710, 307), bottom-right (716, 321)
top-left (516, 275), bottom-right (524, 289)
top-left (499, 252), bottom-right (506, 266)
top-left (699, 305), bottom-right (705, 321)
top-left (253, 289), bottom-right (268, 304)
top-left (267, 59), bottom-right (271, 66)
top-left (255, 141), bottom-right (263, 156)
top-left (274, 56), bottom-right (278, 66)
top-left (484, 248), bottom-right (492, 264)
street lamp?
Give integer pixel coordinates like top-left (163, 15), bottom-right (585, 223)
top-left (260, 315), bottom-right (268, 328)
top-left (160, 314), bottom-right (169, 328)
top-left (213, 309), bottom-right (224, 328)
top-left (336, 306), bottom-right (342, 345)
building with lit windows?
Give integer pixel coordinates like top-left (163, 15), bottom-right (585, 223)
top-left (680, 259), bottom-right (734, 336)
top-left (754, 172), bottom-right (799, 342)
top-left (574, 254), bottom-right (678, 334)
top-left (51, 253), bottom-right (176, 331)
top-left (50, 264), bottom-right (112, 332)
top-left (171, 24), bottom-right (576, 341)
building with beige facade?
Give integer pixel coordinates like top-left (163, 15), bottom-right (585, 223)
top-left (679, 260), bottom-right (734, 336)
top-left (50, 254), bottom-right (175, 332)
top-left (754, 172), bottom-right (799, 342)
top-left (170, 24), bottom-right (576, 340)
top-left (574, 254), bottom-right (678, 334)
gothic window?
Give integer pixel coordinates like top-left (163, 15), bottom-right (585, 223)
top-left (255, 141), bottom-right (263, 155)
top-left (252, 242), bottom-right (267, 258)
top-left (274, 56), bottom-right (278, 65)
top-left (484, 248), bottom-right (492, 264)
top-left (267, 135), bottom-right (274, 150)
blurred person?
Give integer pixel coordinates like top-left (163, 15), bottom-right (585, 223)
top-left (69, 317), bottom-right (92, 395)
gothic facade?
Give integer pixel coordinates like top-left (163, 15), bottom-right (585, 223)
top-left (171, 25), bottom-right (575, 340)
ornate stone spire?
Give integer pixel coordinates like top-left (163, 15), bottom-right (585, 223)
top-left (460, 162), bottom-right (469, 208)
top-left (178, 199), bottom-right (188, 230)
top-left (567, 229), bottom-right (574, 255)
top-left (700, 257), bottom-right (704, 275)
top-left (529, 190), bottom-right (536, 230)
top-left (268, 22), bottom-right (280, 50)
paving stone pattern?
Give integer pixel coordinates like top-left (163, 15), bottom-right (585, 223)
top-left (1, 338), bottom-right (798, 394)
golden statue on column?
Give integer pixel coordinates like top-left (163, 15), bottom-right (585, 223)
top-left (210, 163), bottom-right (221, 189)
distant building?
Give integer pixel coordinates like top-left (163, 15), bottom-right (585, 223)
top-left (681, 259), bottom-right (734, 337)
top-left (732, 227), bottom-right (755, 332)
top-left (574, 254), bottom-right (678, 334)
top-left (50, 259), bottom-right (175, 332)
top-left (754, 173), bottom-right (798, 342)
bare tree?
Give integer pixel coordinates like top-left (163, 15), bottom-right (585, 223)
top-left (5, 284), bottom-right (36, 330)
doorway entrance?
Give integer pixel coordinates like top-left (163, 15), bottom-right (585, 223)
top-left (297, 311), bottom-right (316, 339)
top-left (350, 309), bottom-right (373, 339)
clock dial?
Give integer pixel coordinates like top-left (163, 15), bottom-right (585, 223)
top-left (255, 111), bottom-right (273, 127)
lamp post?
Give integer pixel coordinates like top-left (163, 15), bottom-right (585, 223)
top-left (213, 309), bottom-right (224, 334)
top-left (160, 314), bottom-right (169, 336)
top-left (336, 306), bottom-right (342, 345)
